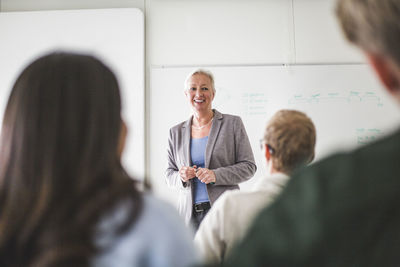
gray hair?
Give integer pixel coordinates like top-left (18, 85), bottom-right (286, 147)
top-left (183, 68), bottom-right (216, 93)
top-left (336, 0), bottom-right (400, 65)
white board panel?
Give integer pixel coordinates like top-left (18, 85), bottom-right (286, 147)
top-left (147, 0), bottom-right (294, 66)
top-left (150, 64), bottom-right (400, 203)
top-left (0, 9), bottom-right (145, 179)
top-left (293, 0), bottom-right (364, 63)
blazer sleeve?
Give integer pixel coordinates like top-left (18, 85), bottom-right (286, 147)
top-left (165, 128), bottom-right (188, 189)
top-left (213, 117), bottom-right (257, 185)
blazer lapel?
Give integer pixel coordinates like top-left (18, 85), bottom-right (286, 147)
top-left (182, 116), bottom-right (192, 166)
top-left (205, 110), bottom-right (223, 168)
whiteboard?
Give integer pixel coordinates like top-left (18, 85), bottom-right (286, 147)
top-left (150, 64), bottom-right (400, 195)
top-left (0, 9), bottom-right (145, 179)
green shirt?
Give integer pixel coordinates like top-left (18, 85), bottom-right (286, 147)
top-left (223, 129), bottom-right (400, 267)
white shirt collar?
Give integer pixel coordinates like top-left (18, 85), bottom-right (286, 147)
top-left (252, 172), bottom-right (290, 192)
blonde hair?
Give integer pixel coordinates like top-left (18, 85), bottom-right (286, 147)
top-left (336, 0), bottom-right (400, 65)
top-left (264, 110), bottom-right (316, 174)
top-left (184, 69), bottom-right (216, 93)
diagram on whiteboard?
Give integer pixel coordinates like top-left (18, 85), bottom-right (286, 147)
top-left (288, 91), bottom-right (383, 107)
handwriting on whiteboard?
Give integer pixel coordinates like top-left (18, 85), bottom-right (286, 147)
top-left (356, 128), bottom-right (383, 145)
top-left (288, 91), bottom-right (383, 107)
top-left (241, 92), bottom-right (268, 116)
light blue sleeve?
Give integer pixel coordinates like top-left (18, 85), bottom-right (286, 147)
top-left (92, 194), bottom-right (199, 267)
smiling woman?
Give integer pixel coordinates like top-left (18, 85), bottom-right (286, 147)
top-left (165, 69), bottom-right (257, 231)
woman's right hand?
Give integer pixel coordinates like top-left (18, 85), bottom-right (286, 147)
top-left (179, 165), bottom-right (197, 182)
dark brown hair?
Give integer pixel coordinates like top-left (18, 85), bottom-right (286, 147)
top-left (264, 109), bottom-right (316, 174)
top-left (0, 52), bottom-right (142, 266)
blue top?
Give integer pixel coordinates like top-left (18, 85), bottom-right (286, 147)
top-left (191, 136), bottom-right (210, 204)
top-left (92, 194), bottom-right (198, 267)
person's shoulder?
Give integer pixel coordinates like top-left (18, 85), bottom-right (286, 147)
top-left (141, 193), bottom-right (187, 226)
top-left (96, 194), bottom-right (184, 237)
top-left (214, 110), bottom-right (242, 123)
top-left (353, 128), bottom-right (400, 160)
top-left (213, 189), bottom-right (262, 211)
top-left (220, 113), bottom-right (241, 121)
top-left (223, 189), bottom-right (258, 202)
top-left (142, 193), bottom-right (177, 215)
top-left (291, 129), bottom-right (400, 191)
top-left (319, 129), bottom-right (399, 170)
top-left (215, 189), bottom-right (242, 205)
top-left (170, 120), bottom-right (186, 130)
top-left (204, 190), bottom-right (251, 227)
top-left (140, 194), bottom-right (199, 264)
top-left (169, 119), bottom-right (190, 133)
top-left (94, 194), bottom-right (197, 267)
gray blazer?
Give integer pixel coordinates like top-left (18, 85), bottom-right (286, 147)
top-left (166, 109), bottom-right (257, 225)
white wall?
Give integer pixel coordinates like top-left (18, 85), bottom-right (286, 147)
top-left (147, 0), bottom-right (295, 65)
top-left (1, 0), bottom-right (365, 205)
top-left (146, 0), bottom-right (363, 67)
top-left (293, 0), bottom-right (363, 63)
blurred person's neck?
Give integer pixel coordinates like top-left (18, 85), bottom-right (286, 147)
top-left (266, 161), bottom-right (279, 175)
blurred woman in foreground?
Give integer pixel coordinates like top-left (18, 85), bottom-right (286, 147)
top-left (0, 52), bottom-right (196, 267)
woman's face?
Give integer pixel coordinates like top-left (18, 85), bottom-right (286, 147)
top-left (185, 73), bottom-right (215, 113)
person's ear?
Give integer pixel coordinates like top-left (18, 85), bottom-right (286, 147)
top-left (365, 52), bottom-right (400, 95)
top-left (118, 120), bottom-right (128, 158)
top-left (212, 89), bottom-right (216, 100)
top-left (265, 144), bottom-right (271, 161)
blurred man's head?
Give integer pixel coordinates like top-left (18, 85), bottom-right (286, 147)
top-left (336, 0), bottom-right (400, 101)
top-left (263, 110), bottom-right (316, 175)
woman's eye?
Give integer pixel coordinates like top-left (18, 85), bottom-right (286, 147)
top-left (190, 87), bottom-right (196, 91)
top-left (202, 87), bottom-right (208, 91)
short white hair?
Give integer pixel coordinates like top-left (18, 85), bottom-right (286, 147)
top-left (183, 68), bottom-right (215, 93)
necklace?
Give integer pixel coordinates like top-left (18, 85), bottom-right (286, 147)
top-left (192, 117), bottom-right (213, 130)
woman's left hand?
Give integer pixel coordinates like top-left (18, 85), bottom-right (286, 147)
top-left (196, 168), bottom-right (216, 184)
